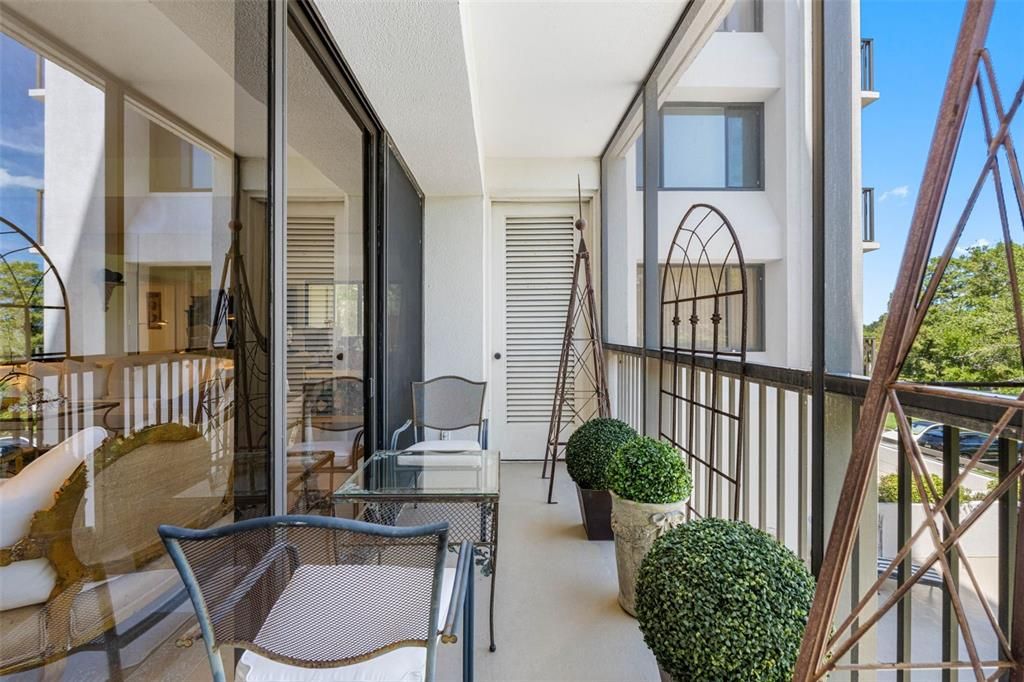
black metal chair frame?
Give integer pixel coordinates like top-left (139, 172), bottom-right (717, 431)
top-left (159, 515), bottom-right (475, 682)
top-left (390, 376), bottom-right (488, 450)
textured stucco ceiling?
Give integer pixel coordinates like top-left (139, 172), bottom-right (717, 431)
top-left (315, 1), bottom-right (485, 196)
top-left (466, 1), bottom-right (687, 158)
top-left (316, 0), bottom-right (687, 192)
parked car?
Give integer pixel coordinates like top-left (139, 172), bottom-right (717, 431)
top-left (881, 420), bottom-right (1014, 470)
top-left (880, 419), bottom-right (936, 447)
top-left (0, 435), bottom-right (31, 456)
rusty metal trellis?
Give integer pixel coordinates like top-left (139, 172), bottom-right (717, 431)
top-left (542, 182), bottom-right (610, 504)
top-left (795, 1), bottom-right (1024, 679)
top-left (657, 204), bottom-right (747, 521)
top-left (0, 216), bottom-right (71, 362)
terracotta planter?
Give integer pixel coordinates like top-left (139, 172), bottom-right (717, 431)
top-left (610, 492), bottom-right (688, 617)
top-left (575, 485), bottom-right (613, 541)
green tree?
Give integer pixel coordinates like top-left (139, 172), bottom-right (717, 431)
top-left (0, 259), bottom-right (45, 361)
top-left (865, 243), bottom-right (1024, 388)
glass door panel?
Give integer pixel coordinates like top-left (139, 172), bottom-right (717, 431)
top-left (284, 25), bottom-right (366, 514)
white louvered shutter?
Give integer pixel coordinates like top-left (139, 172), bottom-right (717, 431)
top-left (504, 215), bottom-right (576, 423)
top-left (286, 216), bottom-right (335, 422)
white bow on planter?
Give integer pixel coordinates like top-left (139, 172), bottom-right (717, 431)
top-left (650, 510), bottom-right (686, 536)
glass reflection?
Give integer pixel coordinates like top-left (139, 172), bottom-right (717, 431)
top-left (0, 1), bottom-right (269, 678)
top-left (284, 26), bottom-right (365, 516)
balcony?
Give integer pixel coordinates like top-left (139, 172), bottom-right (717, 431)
top-left (863, 186), bottom-right (879, 251)
top-left (0, 1), bottom-right (1017, 681)
top-left (861, 38), bottom-right (880, 107)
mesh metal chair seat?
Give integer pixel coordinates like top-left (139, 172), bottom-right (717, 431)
top-left (390, 376), bottom-right (487, 451)
top-left (159, 516), bottom-right (474, 682)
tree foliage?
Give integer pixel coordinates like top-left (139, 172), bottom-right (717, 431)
top-left (865, 243), bottom-right (1024, 387)
top-left (0, 259), bottom-right (45, 361)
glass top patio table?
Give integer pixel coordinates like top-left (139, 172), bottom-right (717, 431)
top-left (333, 449), bottom-right (500, 500)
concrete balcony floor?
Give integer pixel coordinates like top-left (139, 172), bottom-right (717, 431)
top-left (436, 460), bottom-right (659, 682)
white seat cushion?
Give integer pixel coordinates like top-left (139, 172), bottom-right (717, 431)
top-left (237, 565), bottom-right (456, 682)
top-left (404, 440), bottom-right (481, 452)
top-left (396, 454), bottom-right (482, 469)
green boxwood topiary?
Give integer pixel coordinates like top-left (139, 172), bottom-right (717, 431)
top-left (636, 518), bottom-right (815, 681)
top-left (606, 436), bottom-right (691, 504)
top-left (565, 418), bottom-right (638, 490)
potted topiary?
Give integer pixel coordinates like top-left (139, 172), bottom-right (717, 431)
top-left (565, 418), bottom-right (638, 540)
top-left (636, 518), bottom-right (815, 681)
top-left (606, 436), bottom-right (691, 616)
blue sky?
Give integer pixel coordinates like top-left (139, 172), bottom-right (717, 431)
top-left (0, 32), bottom-right (45, 242)
top-left (861, 0), bottom-right (1024, 323)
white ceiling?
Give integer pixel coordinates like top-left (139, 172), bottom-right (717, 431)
top-left (465, 1), bottom-right (686, 159)
top-left (318, 0), bottom-right (687, 193)
top-left (316, 1), bottom-right (485, 196)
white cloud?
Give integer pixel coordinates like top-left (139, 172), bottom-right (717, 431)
top-left (955, 238), bottom-right (993, 256)
top-left (0, 167), bottom-right (42, 190)
top-left (0, 136), bottom-right (43, 155)
top-left (0, 123), bottom-right (44, 156)
top-left (879, 185), bottom-right (910, 202)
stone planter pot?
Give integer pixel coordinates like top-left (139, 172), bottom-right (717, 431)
top-left (575, 484), bottom-right (614, 541)
top-left (657, 665), bottom-right (673, 682)
top-left (610, 492), bottom-right (688, 617)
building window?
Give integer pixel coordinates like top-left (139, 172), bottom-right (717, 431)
top-left (639, 263), bottom-right (765, 352)
top-left (660, 103), bottom-right (764, 190)
top-left (149, 121), bottom-right (213, 192)
top-left (717, 0), bottom-right (762, 33)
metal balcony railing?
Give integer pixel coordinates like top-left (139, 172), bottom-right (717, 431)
top-left (862, 186), bottom-right (875, 242)
top-left (604, 342), bottom-right (1020, 670)
top-left (861, 38), bottom-right (875, 92)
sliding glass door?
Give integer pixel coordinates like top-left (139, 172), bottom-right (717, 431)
top-left (283, 20), bottom-right (369, 515)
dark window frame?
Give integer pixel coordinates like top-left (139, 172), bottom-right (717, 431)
top-left (658, 102), bottom-right (765, 191)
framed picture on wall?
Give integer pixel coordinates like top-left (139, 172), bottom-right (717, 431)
top-left (147, 291), bottom-right (164, 329)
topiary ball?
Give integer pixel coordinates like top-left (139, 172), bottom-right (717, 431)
top-left (606, 436), bottom-right (691, 504)
top-left (636, 518), bottom-right (816, 681)
top-left (565, 418), bottom-right (638, 490)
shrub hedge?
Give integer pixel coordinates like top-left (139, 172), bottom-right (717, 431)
top-left (606, 436), bottom-right (691, 504)
top-left (636, 518), bottom-right (815, 681)
top-left (565, 418), bottom-right (638, 490)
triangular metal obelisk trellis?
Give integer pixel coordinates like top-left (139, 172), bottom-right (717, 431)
top-left (658, 204), bottom-right (748, 522)
top-left (208, 216), bottom-right (270, 453)
top-left (796, 2), bottom-right (1024, 678)
top-left (541, 184), bottom-right (610, 504)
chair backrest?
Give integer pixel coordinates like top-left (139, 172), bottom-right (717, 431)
top-left (159, 516), bottom-right (449, 682)
top-left (412, 376), bottom-right (486, 439)
top-left (302, 376), bottom-right (364, 434)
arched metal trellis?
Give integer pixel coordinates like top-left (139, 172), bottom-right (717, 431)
top-left (0, 216), bottom-right (70, 362)
top-left (658, 204), bottom-right (747, 521)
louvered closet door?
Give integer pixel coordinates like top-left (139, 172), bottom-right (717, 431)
top-left (285, 206), bottom-right (340, 426)
top-left (491, 203), bottom-right (582, 459)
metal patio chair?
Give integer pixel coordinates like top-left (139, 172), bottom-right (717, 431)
top-left (289, 376), bottom-right (365, 511)
top-left (390, 376), bottom-right (488, 451)
top-left (159, 516), bottom-right (475, 682)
